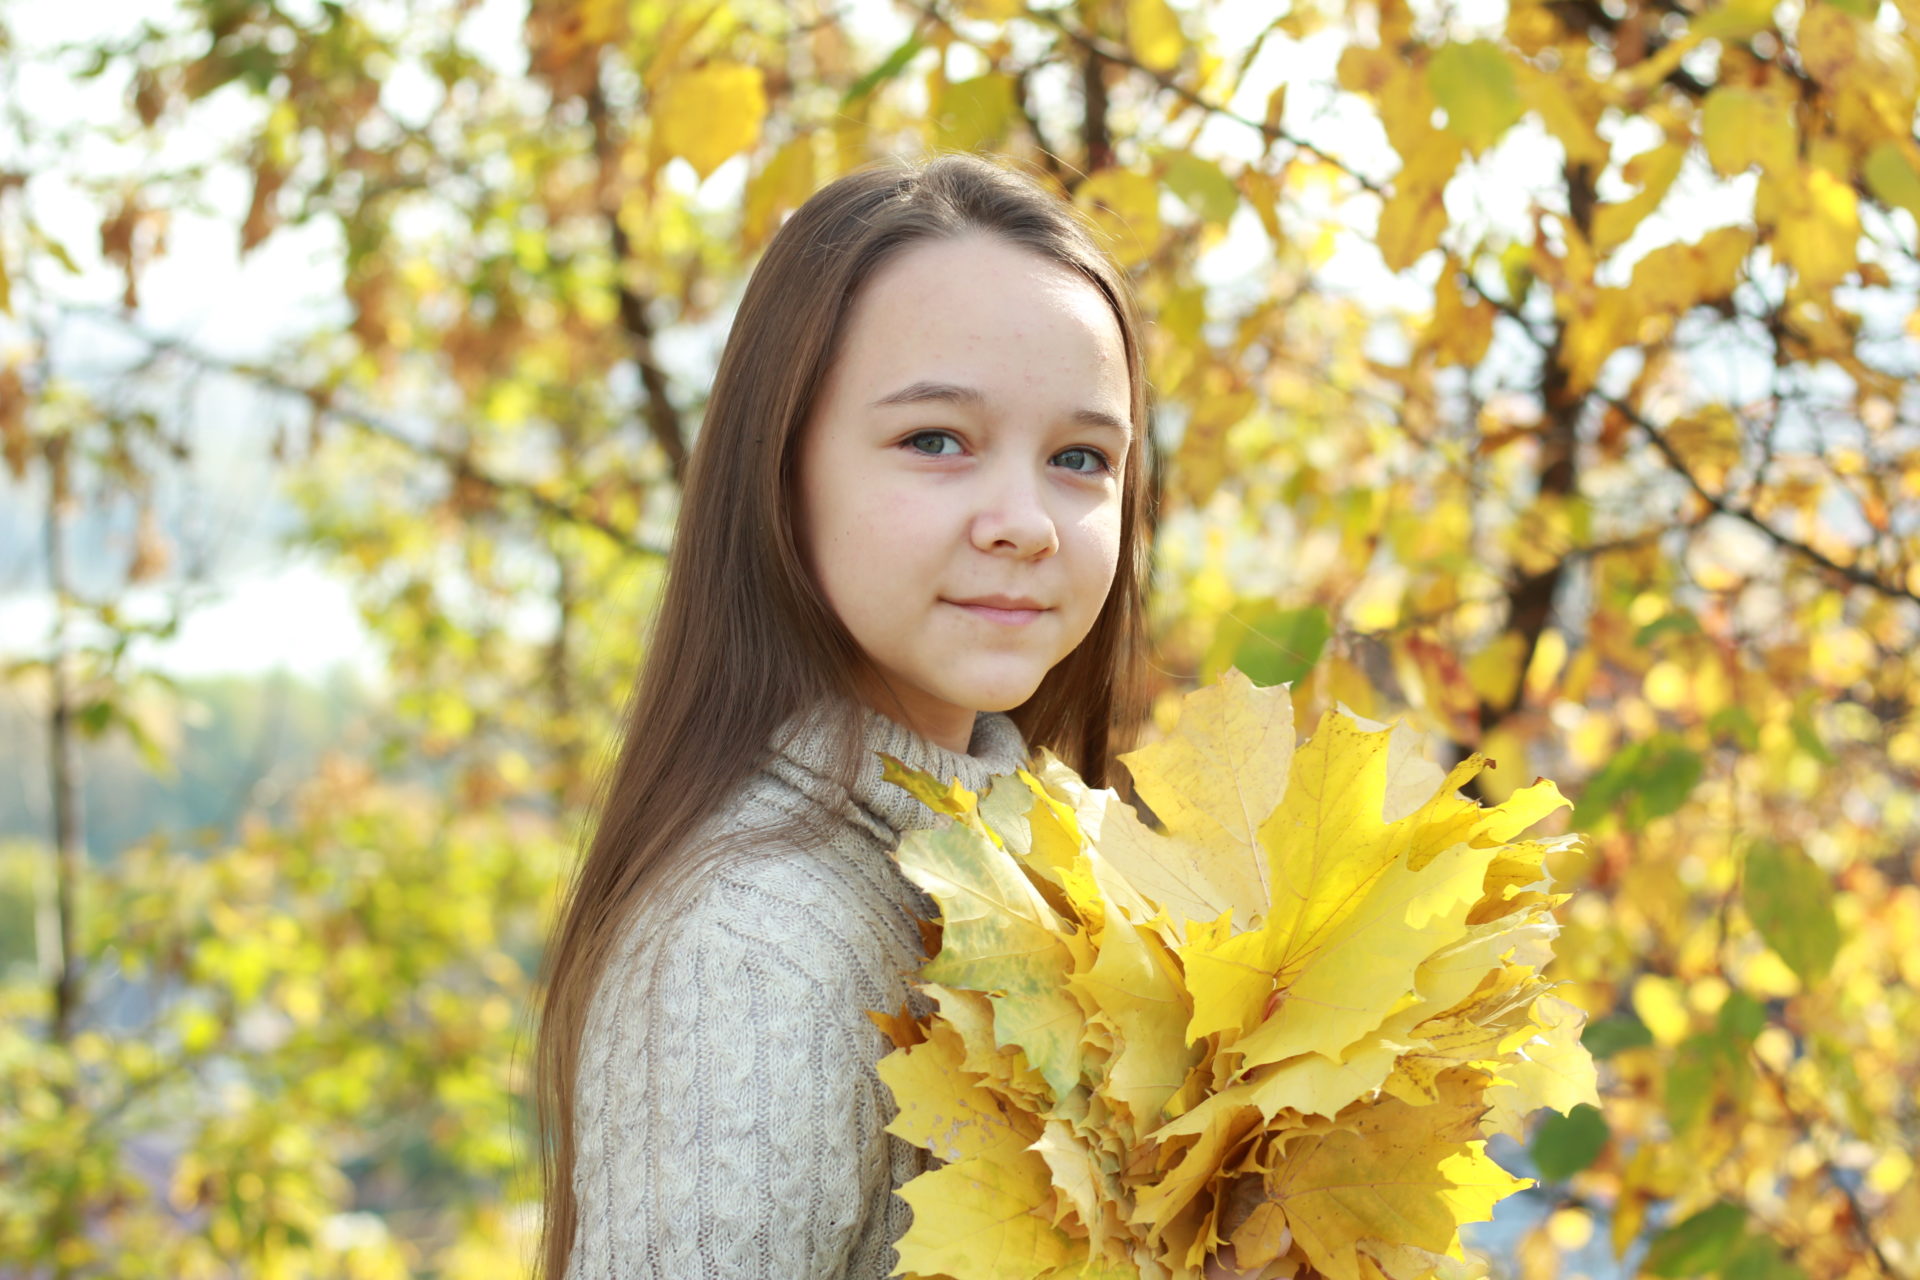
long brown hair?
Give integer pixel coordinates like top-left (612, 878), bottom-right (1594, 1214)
top-left (529, 150), bottom-right (1157, 1280)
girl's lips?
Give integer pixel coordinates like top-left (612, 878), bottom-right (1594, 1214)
top-left (948, 600), bottom-right (1046, 625)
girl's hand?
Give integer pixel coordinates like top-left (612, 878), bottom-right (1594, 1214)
top-left (1204, 1245), bottom-right (1262, 1279)
top-left (1206, 1174), bottom-right (1271, 1277)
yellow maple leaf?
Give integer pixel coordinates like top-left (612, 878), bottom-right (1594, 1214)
top-left (876, 669), bottom-right (1590, 1280)
top-left (893, 1148), bottom-right (1075, 1280)
top-left (895, 817), bottom-right (1092, 1101)
top-left (1265, 1086), bottom-right (1529, 1280)
top-left (649, 61), bottom-right (766, 182)
top-left (1106, 673), bottom-right (1297, 934)
top-left (876, 1018), bottom-right (1044, 1164)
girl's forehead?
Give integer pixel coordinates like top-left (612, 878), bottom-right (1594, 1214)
top-left (836, 240), bottom-right (1126, 383)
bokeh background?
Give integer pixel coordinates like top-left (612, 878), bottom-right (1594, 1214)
top-left (3, 0), bottom-right (1918, 1275)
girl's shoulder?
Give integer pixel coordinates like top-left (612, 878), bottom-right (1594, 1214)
top-left (606, 820), bottom-right (869, 996)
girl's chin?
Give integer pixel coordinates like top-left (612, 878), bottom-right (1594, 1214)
top-left (930, 674), bottom-right (1049, 712)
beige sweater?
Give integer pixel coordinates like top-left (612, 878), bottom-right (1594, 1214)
top-left (567, 697), bottom-right (1031, 1278)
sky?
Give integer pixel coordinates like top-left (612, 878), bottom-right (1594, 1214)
top-left (0, 0), bottom-right (1831, 693)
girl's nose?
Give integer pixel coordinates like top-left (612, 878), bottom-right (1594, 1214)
top-left (971, 464), bottom-right (1059, 555)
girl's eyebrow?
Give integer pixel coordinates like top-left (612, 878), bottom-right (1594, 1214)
top-left (868, 379), bottom-right (1131, 438)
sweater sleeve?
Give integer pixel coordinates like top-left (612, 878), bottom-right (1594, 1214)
top-left (567, 865), bottom-right (900, 1279)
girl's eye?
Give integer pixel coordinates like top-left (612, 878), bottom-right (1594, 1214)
top-left (1055, 446), bottom-right (1114, 476)
top-left (901, 430), bottom-right (1114, 476)
top-left (904, 430), bottom-right (963, 458)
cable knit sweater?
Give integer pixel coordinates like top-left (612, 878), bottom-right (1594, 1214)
top-left (566, 697), bottom-right (1031, 1279)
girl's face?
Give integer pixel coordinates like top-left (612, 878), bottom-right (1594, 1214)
top-left (796, 233), bottom-right (1132, 754)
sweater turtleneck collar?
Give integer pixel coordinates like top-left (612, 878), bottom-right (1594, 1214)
top-left (763, 695), bottom-right (1031, 847)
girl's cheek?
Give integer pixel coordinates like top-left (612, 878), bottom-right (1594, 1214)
top-left (865, 485), bottom-right (939, 536)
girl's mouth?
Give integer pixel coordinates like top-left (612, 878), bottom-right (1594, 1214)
top-left (947, 601), bottom-right (1046, 625)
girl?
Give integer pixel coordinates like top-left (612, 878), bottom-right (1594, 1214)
top-left (533, 152), bottom-right (1176, 1278)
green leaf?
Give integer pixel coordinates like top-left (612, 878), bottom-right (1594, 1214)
top-left (1664, 1033), bottom-right (1721, 1136)
top-left (26, 218), bottom-right (81, 274)
top-left (1582, 1011), bottom-right (1653, 1058)
top-left (1427, 41), bottom-right (1522, 155)
top-left (1695, 0), bottom-right (1779, 38)
top-left (1724, 1232), bottom-right (1808, 1280)
top-left (1217, 603), bottom-right (1331, 687)
top-left (1633, 612), bottom-right (1701, 647)
top-left (842, 33), bottom-right (923, 107)
top-left (1530, 1103), bottom-right (1608, 1180)
top-left (1571, 733), bottom-right (1702, 830)
top-left (1715, 990), bottom-right (1766, 1043)
top-left (78, 699), bottom-right (115, 736)
top-left (1665, 1030), bottom-right (1752, 1137)
top-left (1163, 151), bottom-right (1240, 225)
top-left (1862, 142), bottom-right (1920, 222)
top-left (1790, 712), bottom-right (1835, 764)
top-left (118, 708), bottom-right (178, 779)
top-left (1742, 840), bottom-right (1840, 983)
top-left (1708, 706), bottom-right (1759, 751)
top-left (934, 73), bottom-right (1018, 152)
top-left (1644, 1203), bottom-right (1749, 1278)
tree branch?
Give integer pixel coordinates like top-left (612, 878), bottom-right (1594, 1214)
top-left (585, 77), bottom-right (689, 486)
top-left (1600, 392), bottom-right (1920, 608)
top-left (68, 305), bottom-right (669, 560)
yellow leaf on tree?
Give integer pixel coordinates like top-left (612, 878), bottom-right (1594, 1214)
top-left (1174, 384), bottom-right (1257, 508)
top-left (1797, 4), bottom-right (1918, 147)
top-left (954, 0), bottom-right (1023, 17)
top-left (1561, 226), bottom-right (1752, 393)
top-left (1590, 140), bottom-right (1685, 257)
top-left (743, 133), bottom-right (816, 247)
top-left (1378, 130), bottom-right (1463, 272)
top-left (1664, 406), bottom-right (1743, 491)
top-left (1426, 259), bottom-right (1495, 367)
top-left (1700, 86), bottom-right (1797, 178)
top-left (1864, 140), bottom-right (1920, 223)
top-left (1427, 40), bottom-right (1522, 156)
top-left (1465, 631), bottom-right (1528, 709)
top-left (1127, 0), bottom-right (1186, 73)
top-left (650, 61), bottom-right (767, 181)
top-left (1075, 168), bottom-right (1164, 267)
top-left (1767, 163), bottom-right (1861, 292)
top-left (932, 72), bottom-right (1018, 152)
top-left (1515, 62), bottom-right (1608, 169)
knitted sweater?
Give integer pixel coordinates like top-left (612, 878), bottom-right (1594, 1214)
top-left (566, 697), bottom-right (1031, 1279)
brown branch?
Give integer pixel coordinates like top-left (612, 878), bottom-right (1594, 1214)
top-left (1750, 1051), bottom-right (1902, 1280)
top-left (1080, 36), bottom-right (1114, 176)
top-left (585, 77), bottom-right (688, 486)
top-left (896, 0), bottom-right (1382, 194)
top-left (1028, 7), bottom-right (1383, 193)
top-left (1601, 392), bottom-right (1920, 608)
top-left (1011, 64), bottom-right (1070, 188)
top-left (69, 305), bottom-right (670, 560)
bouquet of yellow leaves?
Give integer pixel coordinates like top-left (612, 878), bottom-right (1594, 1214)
top-left (870, 668), bottom-right (1599, 1280)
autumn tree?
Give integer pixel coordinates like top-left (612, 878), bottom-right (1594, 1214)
top-left (2, 0), bottom-right (1917, 1275)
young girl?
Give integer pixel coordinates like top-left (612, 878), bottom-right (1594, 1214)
top-left (532, 152), bottom-right (1164, 1279)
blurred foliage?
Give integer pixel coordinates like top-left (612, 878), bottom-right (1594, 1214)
top-left (2, 0), bottom-right (1919, 1276)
